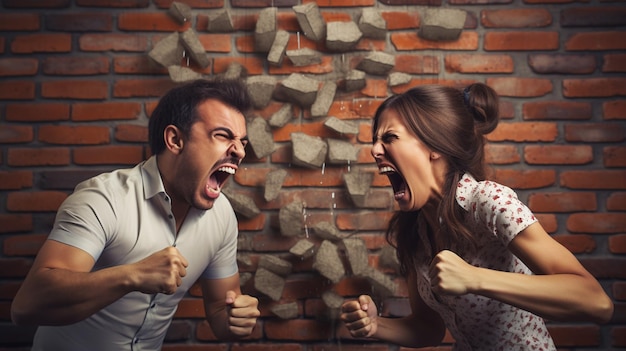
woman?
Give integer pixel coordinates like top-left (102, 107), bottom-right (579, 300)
top-left (340, 83), bottom-right (613, 350)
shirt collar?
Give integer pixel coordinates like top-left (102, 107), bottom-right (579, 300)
top-left (456, 173), bottom-right (477, 211)
top-left (141, 155), bottom-right (166, 200)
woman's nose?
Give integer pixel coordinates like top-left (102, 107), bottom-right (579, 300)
top-left (371, 141), bottom-right (384, 160)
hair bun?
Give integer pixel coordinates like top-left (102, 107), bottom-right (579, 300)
top-left (463, 83), bottom-right (499, 135)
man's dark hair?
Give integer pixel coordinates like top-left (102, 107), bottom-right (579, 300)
top-left (148, 78), bottom-right (252, 155)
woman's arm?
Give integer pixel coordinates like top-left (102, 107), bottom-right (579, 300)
top-left (430, 222), bottom-right (614, 323)
top-left (341, 271), bottom-right (446, 347)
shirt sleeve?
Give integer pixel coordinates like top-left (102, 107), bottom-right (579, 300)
top-left (464, 179), bottom-right (537, 245)
top-left (201, 196), bottom-right (239, 279)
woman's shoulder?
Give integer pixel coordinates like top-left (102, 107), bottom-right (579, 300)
top-left (456, 173), bottom-right (518, 211)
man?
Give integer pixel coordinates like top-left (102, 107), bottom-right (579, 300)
top-left (11, 79), bottom-right (260, 350)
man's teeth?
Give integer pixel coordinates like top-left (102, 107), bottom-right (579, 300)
top-left (217, 166), bottom-right (236, 174)
top-left (379, 166), bottom-right (395, 174)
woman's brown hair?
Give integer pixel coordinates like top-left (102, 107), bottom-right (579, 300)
top-left (372, 83), bottom-right (500, 274)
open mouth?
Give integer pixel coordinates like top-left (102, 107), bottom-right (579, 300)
top-left (379, 165), bottom-right (407, 201)
top-left (207, 165), bottom-right (237, 196)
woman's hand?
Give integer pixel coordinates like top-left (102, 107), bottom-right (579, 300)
top-left (340, 295), bottom-right (379, 338)
top-left (429, 250), bottom-right (478, 296)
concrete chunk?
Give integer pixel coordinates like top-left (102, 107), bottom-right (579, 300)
top-left (264, 168), bottom-right (288, 202)
top-left (379, 245), bottom-right (400, 273)
top-left (254, 267), bottom-right (285, 301)
top-left (148, 32), bottom-right (184, 68)
top-left (364, 267), bottom-right (397, 298)
top-left (289, 239), bottom-right (316, 259)
top-left (280, 73), bottom-right (319, 107)
top-left (246, 75), bottom-right (276, 109)
top-left (312, 221), bottom-right (343, 241)
top-left (168, 2), bottom-right (192, 24)
top-left (342, 238), bottom-right (369, 276)
top-left (324, 116), bottom-right (359, 135)
top-left (167, 65), bottom-right (202, 83)
top-left (286, 48), bottom-right (322, 67)
top-left (221, 187), bottom-right (260, 219)
top-left (419, 8), bottom-right (467, 41)
top-left (258, 254), bottom-right (293, 276)
top-left (311, 81), bottom-right (337, 118)
top-left (291, 132), bottom-right (327, 169)
top-left (357, 51), bottom-right (395, 76)
top-left (344, 69), bottom-right (366, 92)
top-left (313, 240), bottom-right (345, 283)
top-left (279, 200), bottom-right (304, 237)
top-left (343, 170), bottom-right (373, 207)
top-left (388, 72), bottom-right (412, 87)
top-left (268, 30), bottom-right (290, 66)
top-left (326, 138), bottom-right (358, 165)
top-left (223, 62), bottom-right (247, 80)
top-left (247, 117), bottom-right (275, 159)
top-left (180, 28), bottom-right (210, 68)
top-left (326, 21), bottom-right (362, 52)
top-left (207, 9), bottom-right (234, 32)
top-left (359, 8), bottom-right (387, 40)
top-left (293, 2), bottom-right (326, 42)
top-left (255, 7), bottom-right (277, 52)
top-left (322, 290), bottom-right (344, 319)
top-left (271, 302), bottom-right (299, 319)
top-left (269, 103), bottom-right (293, 128)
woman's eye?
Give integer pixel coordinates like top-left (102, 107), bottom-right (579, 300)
top-left (381, 133), bottom-right (397, 143)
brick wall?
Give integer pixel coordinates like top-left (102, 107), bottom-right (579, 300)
top-left (1, 0), bottom-right (625, 350)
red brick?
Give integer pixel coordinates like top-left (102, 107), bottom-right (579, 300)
top-left (73, 145), bottom-right (144, 165)
top-left (0, 125), bottom-right (34, 144)
top-left (174, 298), bottom-right (205, 318)
top-left (612, 326), bottom-right (626, 347)
top-left (231, 343), bottom-right (303, 351)
top-left (488, 122), bottom-right (558, 142)
top-left (603, 53), bottom-right (626, 73)
top-left (565, 31), bottom-right (626, 51)
top-left (0, 13), bottom-right (40, 31)
top-left (41, 80), bottom-right (109, 100)
top-left (114, 124), bottom-right (148, 143)
top-left (42, 56), bottom-right (109, 75)
top-left (46, 12), bottom-right (112, 31)
top-left (523, 101), bottom-right (592, 120)
top-left (553, 234), bottom-right (596, 254)
top-left (395, 54), bottom-right (439, 74)
top-left (5, 103), bottom-right (70, 122)
top-left (79, 34), bottom-right (149, 52)
top-left (0, 58), bottom-right (38, 76)
top-left (535, 214), bottom-right (557, 233)
top-left (481, 9), bottom-right (552, 28)
top-left (560, 6), bottom-right (626, 27)
top-left (3, 234), bottom-right (47, 256)
top-left (381, 11), bottom-right (420, 30)
top-left (604, 100), bottom-right (626, 120)
top-left (528, 53), bottom-right (596, 74)
top-left (0, 171), bottom-right (33, 190)
top-left (0, 80), bottom-right (35, 100)
top-left (7, 147), bottom-right (70, 166)
top-left (485, 144), bottom-right (521, 165)
top-left (548, 325), bottom-right (601, 347)
top-left (487, 77), bottom-right (553, 97)
top-left (3, 0), bottom-right (69, 7)
top-left (484, 31), bottom-right (559, 51)
top-left (118, 12), bottom-right (189, 32)
top-left (197, 34), bottom-right (232, 52)
top-left (567, 213), bottom-right (626, 234)
top-left (39, 125), bottom-right (110, 145)
top-left (0, 214), bottom-right (33, 233)
top-left (528, 192), bottom-right (596, 212)
top-left (604, 146), bottom-right (626, 167)
top-left (265, 319), bottom-right (332, 341)
top-left (607, 192), bottom-right (626, 211)
top-left (493, 169), bottom-right (556, 190)
top-left (524, 145), bottom-right (593, 165)
top-left (76, 0), bottom-right (149, 7)
top-left (0, 258), bottom-right (32, 278)
top-left (114, 56), bottom-right (169, 75)
top-left (11, 33), bottom-right (72, 53)
top-left (563, 78), bottom-right (626, 97)
top-left (609, 234), bottom-right (626, 254)
top-left (113, 78), bottom-right (178, 98)
top-left (391, 32), bottom-right (478, 51)
top-left (270, 56), bottom-right (335, 75)
top-left (445, 54), bottom-right (513, 73)
top-left (336, 211), bottom-right (393, 231)
top-left (7, 190), bottom-right (68, 212)
top-left (560, 170), bottom-right (626, 190)
top-left (72, 102), bottom-right (142, 121)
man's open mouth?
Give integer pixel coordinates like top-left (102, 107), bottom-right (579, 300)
top-left (207, 165), bottom-right (236, 194)
top-left (379, 165), bottom-right (407, 201)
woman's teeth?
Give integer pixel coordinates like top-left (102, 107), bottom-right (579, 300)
top-left (379, 166), bottom-right (394, 174)
top-left (218, 166), bottom-right (236, 175)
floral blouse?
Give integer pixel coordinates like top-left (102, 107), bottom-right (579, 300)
top-left (414, 173), bottom-right (556, 351)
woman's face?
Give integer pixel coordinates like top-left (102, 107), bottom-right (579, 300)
top-left (371, 108), bottom-right (444, 211)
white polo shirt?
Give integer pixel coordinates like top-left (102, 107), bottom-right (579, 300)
top-left (32, 156), bottom-right (239, 351)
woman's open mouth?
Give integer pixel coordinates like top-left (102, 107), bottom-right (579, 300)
top-left (379, 165), bottom-right (407, 201)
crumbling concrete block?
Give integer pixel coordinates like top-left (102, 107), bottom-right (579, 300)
top-left (246, 75), bottom-right (276, 109)
top-left (364, 266), bottom-right (397, 298)
top-left (258, 254), bottom-right (293, 277)
top-left (343, 170), bottom-right (374, 207)
top-left (268, 30), bottom-right (290, 66)
top-left (247, 117), bottom-right (275, 159)
top-left (324, 116), bottom-right (359, 135)
top-left (180, 28), bottom-right (210, 68)
top-left (168, 1), bottom-right (192, 24)
top-left (237, 253), bottom-right (253, 268)
top-left (268, 103), bottom-right (293, 128)
top-left (254, 267), bottom-right (285, 301)
top-left (221, 187), bottom-right (260, 219)
top-left (264, 168), bottom-right (287, 202)
top-left (207, 9), bottom-right (234, 32)
top-left (379, 245), bottom-right (400, 273)
top-left (255, 7), bottom-right (277, 52)
top-left (291, 132), bottom-right (327, 169)
top-left (167, 65), bottom-right (202, 83)
top-left (289, 239), bottom-right (316, 259)
top-left (326, 21), bottom-right (362, 52)
top-left (280, 73), bottom-right (319, 107)
top-left (344, 69), bottom-right (366, 92)
top-left (326, 138), bottom-right (358, 165)
top-left (240, 272), bottom-right (253, 286)
top-left (322, 290), bottom-right (344, 319)
top-left (359, 8), bottom-right (387, 40)
top-left (311, 81), bottom-right (337, 118)
top-left (148, 32), bottom-right (184, 68)
top-left (342, 238), bottom-right (369, 276)
top-left (419, 8), bottom-right (467, 42)
top-left (279, 200), bottom-right (304, 237)
top-left (388, 72), bottom-right (412, 87)
top-left (313, 240), bottom-right (345, 284)
top-left (293, 2), bottom-right (326, 42)
top-left (271, 302), bottom-right (299, 319)
top-left (357, 51), bottom-right (395, 76)
top-left (223, 61), bottom-right (247, 80)
top-left (286, 48), bottom-right (322, 67)
top-left (312, 221), bottom-right (343, 241)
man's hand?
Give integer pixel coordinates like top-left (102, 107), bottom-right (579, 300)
top-left (130, 246), bottom-right (188, 295)
top-left (225, 290), bottom-right (259, 337)
top-left (429, 250), bottom-right (478, 296)
top-left (340, 295), bottom-right (378, 338)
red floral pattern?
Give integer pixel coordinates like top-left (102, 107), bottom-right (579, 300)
top-left (414, 174), bottom-right (556, 351)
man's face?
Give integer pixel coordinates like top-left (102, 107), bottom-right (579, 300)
top-left (174, 99), bottom-right (248, 210)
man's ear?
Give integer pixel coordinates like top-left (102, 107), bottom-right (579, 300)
top-left (164, 125), bottom-right (184, 154)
